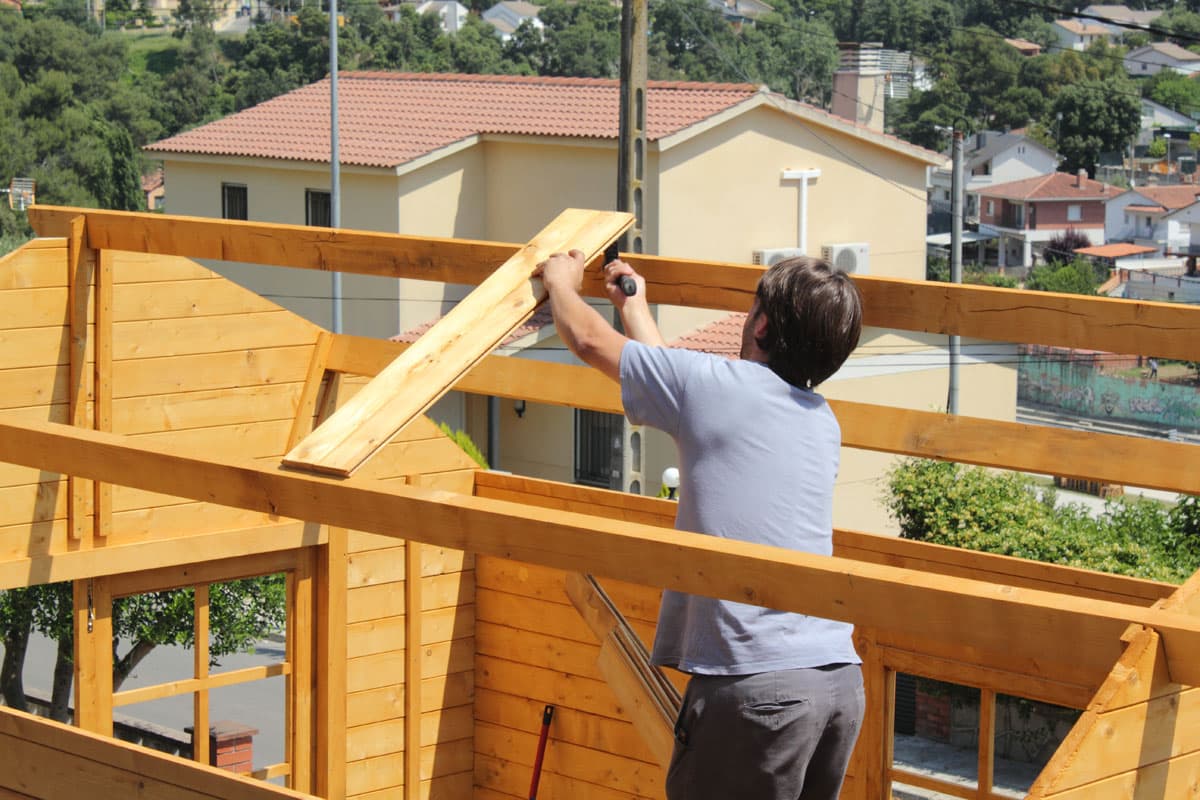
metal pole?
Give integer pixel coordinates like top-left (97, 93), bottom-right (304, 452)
top-left (329, 0), bottom-right (343, 334)
top-left (948, 129), bottom-right (963, 415)
top-left (616, 0), bottom-right (647, 254)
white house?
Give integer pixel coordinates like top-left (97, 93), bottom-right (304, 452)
top-left (1082, 4), bottom-right (1163, 36)
top-left (482, 0), bottom-right (542, 40)
top-left (1052, 19), bottom-right (1112, 52)
top-left (1105, 184), bottom-right (1200, 255)
top-left (415, 0), bottom-right (467, 33)
top-left (1125, 42), bottom-right (1200, 77)
top-left (929, 130), bottom-right (1059, 223)
top-left (1138, 98), bottom-right (1196, 146)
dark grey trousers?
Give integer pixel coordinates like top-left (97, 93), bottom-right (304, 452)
top-left (665, 664), bottom-right (864, 800)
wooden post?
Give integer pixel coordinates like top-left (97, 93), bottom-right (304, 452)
top-left (284, 209), bottom-right (633, 477)
top-left (314, 527), bottom-right (348, 799)
top-left (193, 585), bottom-right (211, 765)
top-left (73, 577), bottom-right (112, 736)
top-left (851, 627), bottom-right (888, 799)
top-left (288, 553), bottom-right (315, 792)
top-left (94, 248), bottom-right (112, 538)
top-left (404, 481), bottom-right (423, 799)
top-left (67, 215), bottom-right (94, 542)
top-left (977, 688), bottom-right (996, 799)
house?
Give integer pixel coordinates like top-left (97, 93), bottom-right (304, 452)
top-left (415, 0), bottom-right (466, 33)
top-left (1081, 3), bottom-right (1163, 36)
top-left (928, 130), bottom-right (1059, 224)
top-left (1137, 98), bottom-right (1196, 147)
top-left (142, 70), bottom-right (1014, 535)
top-left (141, 167), bottom-right (165, 211)
top-left (481, 0), bottom-right (542, 40)
top-left (706, 0), bottom-right (773, 28)
top-left (1125, 41), bottom-right (1200, 77)
top-left (1004, 37), bottom-right (1042, 57)
top-left (481, 0), bottom-right (541, 39)
top-left (1105, 184), bottom-right (1200, 255)
top-left (1052, 19), bottom-right (1112, 52)
top-left (3, 206), bottom-right (1200, 800)
top-left (977, 169), bottom-right (1116, 268)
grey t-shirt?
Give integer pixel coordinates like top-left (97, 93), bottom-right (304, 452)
top-left (620, 340), bottom-right (860, 675)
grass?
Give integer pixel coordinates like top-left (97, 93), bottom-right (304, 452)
top-left (116, 28), bottom-right (182, 77)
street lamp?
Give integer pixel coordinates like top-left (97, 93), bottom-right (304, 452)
top-left (661, 467), bottom-right (680, 501)
top-left (1165, 132), bottom-right (1174, 174)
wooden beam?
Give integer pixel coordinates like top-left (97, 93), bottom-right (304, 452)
top-left (193, 584), bottom-right (210, 766)
top-left (29, 206), bottom-right (1200, 359)
top-left (404, 533), bottom-right (422, 800)
top-left (314, 527), bottom-right (348, 800)
top-left (332, 337), bottom-right (1200, 494)
top-left (0, 706), bottom-right (313, 800)
top-left (72, 577), bottom-right (112, 736)
top-left (284, 209), bottom-right (633, 477)
top-left (95, 248), bottom-right (113, 539)
top-left (6, 418), bottom-right (1200, 688)
top-left (67, 215), bottom-right (93, 542)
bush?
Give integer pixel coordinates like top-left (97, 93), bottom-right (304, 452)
top-left (437, 422), bottom-right (489, 469)
top-left (886, 459), bottom-right (1200, 583)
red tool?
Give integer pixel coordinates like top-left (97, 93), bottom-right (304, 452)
top-left (528, 704), bottom-right (555, 799)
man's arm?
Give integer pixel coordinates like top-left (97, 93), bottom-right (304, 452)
top-left (539, 250), bottom-right (628, 381)
top-left (606, 259), bottom-right (666, 348)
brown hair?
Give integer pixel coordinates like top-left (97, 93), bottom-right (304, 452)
top-left (754, 256), bottom-right (862, 389)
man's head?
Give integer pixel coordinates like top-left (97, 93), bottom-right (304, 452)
top-left (740, 256), bottom-right (862, 389)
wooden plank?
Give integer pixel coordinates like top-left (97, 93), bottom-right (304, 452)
top-left (346, 608), bottom-right (473, 658)
top-left (287, 333), bottom-right (333, 451)
top-left (285, 209), bottom-right (633, 477)
top-left (113, 664), bottom-right (289, 707)
top-left (0, 287), bottom-right (68, 329)
top-left (113, 278), bottom-right (288, 321)
top-left (290, 550), bottom-right (315, 793)
top-left (978, 688), bottom-right (996, 799)
top-left (0, 239), bottom-right (67, 289)
top-left (890, 767), bottom-right (976, 799)
top-left (95, 248), bottom-right (112, 539)
top-left (345, 706), bottom-right (474, 762)
top-left (0, 327), bottom-right (80, 371)
top-left (850, 628), bottom-right (887, 800)
top-left (345, 672), bottom-right (473, 729)
top-left (315, 526), bottom-right (348, 800)
top-left (477, 473), bottom-right (1173, 606)
top-left (72, 577), bottom-right (113, 736)
top-left (111, 346), bottom-right (313, 399)
top-left (404, 538), bottom-right (422, 800)
top-left (67, 216), bottom-right (93, 543)
top-left (0, 520), bottom-right (324, 592)
top-left (0, 706), bottom-right (314, 799)
top-left (112, 384), bottom-right (303, 436)
top-left (111, 251), bottom-right (221, 284)
top-left (594, 633), bottom-right (676, 766)
top-left (1037, 750), bottom-right (1200, 800)
top-left (1, 366), bottom-right (72, 411)
top-left (113, 311), bottom-right (318, 362)
top-left (8, 420), bottom-right (1200, 688)
top-left (346, 641), bottom-right (473, 695)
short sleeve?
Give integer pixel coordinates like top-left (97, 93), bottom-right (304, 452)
top-left (619, 341), bottom-right (696, 437)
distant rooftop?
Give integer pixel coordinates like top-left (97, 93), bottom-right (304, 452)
top-left (980, 170), bottom-right (1116, 201)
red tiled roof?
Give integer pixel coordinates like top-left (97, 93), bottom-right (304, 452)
top-left (1075, 243), bottom-right (1157, 258)
top-left (146, 72), bottom-right (761, 169)
top-left (1055, 19), bottom-right (1110, 35)
top-left (1125, 204), bottom-right (1166, 213)
top-left (392, 306), bottom-right (555, 347)
top-left (980, 171), bottom-right (1116, 201)
top-left (1134, 185), bottom-right (1200, 209)
top-left (669, 313), bottom-right (746, 357)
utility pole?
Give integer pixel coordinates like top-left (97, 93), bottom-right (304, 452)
top-left (948, 128), bottom-right (963, 415)
top-left (617, 0), bottom-right (647, 255)
top-left (329, 0), bottom-right (343, 334)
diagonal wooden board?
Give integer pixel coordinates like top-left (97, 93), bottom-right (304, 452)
top-left (283, 209), bottom-right (634, 477)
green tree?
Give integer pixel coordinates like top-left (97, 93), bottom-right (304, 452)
top-left (1025, 257), bottom-right (1102, 295)
top-left (1146, 70), bottom-right (1200, 118)
top-left (1050, 77), bottom-right (1141, 175)
top-left (540, 0), bottom-right (619, 77)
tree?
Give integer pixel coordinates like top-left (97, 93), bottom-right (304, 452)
top-left (540, 0), bottom-right (619, 78)
top-left (1146, 70), bottom-right (1200, 118)
top-left (1024, 257), bottom-right (1102, 295)
top-left (1043, 228), bottom-right (1094, 265)
top-left (1050, 77), bottom-right (1140, 175)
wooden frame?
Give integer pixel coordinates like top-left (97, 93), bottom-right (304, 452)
top-left (4, 205), bottom-right (1200, 800)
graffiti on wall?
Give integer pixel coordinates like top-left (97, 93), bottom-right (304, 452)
top-left (1019, 359), bottom-right (1200, 431)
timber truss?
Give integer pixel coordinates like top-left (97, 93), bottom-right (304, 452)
top-left (0, 205), bottom-right (1196, 799)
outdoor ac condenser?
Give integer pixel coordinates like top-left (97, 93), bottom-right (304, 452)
top-left (821, 242), bottom-right (870, 275)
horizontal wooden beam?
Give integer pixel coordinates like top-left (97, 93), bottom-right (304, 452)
top-left (0, 706), bottom-right (313, 800)
top-left (473, 473), bottom-right (1173, 607)
top-left (29, 206), bottom-right (1200, 358)
top-left (3, 417), bottom-right (1200, 688)
top-left (333, 336), bottom-right (1200, 495)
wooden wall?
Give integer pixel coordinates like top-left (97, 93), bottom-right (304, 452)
top-left (326, 378), bottom-right (480, 800)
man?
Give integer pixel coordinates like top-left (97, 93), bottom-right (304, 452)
top-left (536, 249), bottom-right (864, 800)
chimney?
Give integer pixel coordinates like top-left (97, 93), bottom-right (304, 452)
top-left (976, 131), bottom-right (987, 149)
top-left (1076, 168), bottom-right (1087, 187)
top-left (830, 42), bottom-right (886, 133)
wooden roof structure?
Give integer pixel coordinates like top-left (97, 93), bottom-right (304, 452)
top-left (1, 204), bottom-right (1198, 799)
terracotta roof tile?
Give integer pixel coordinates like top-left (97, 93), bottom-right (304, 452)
top-left (1125, 204), bottom-right (1166, 213)
top-left (392, 306), bottom-right (555, 347)
top-left (1134, 185), bottom-right (1200, 209)
top-left (980, 171), bottom-right (1117, 201)
top-left (669, 313), bottom-right (746, 357)
top-left (1075, 243), bottom-right (1157, 258)
top-left (146, 72), bottom-right (761, 169)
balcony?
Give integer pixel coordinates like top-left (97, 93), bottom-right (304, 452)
top-left (0, 206), bottom-right (1197, 799)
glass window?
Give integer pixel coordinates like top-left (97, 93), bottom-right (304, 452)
top-left (305, 190), bottom-right (331, 227)
top-left (1067, 205), bottom-right (1082, 222)
top-left (574, 410), bottom-right (623, 489)
top-left (221, 184), bottom-right (247, 220)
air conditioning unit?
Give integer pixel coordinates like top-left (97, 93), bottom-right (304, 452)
top-left (821, 242), bottom-right (870, 275)
top-left (751, 247), bottom-right (805, 266)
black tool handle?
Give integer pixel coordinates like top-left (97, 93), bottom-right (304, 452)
top-left (604, 242), bottom-right (638, 296)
